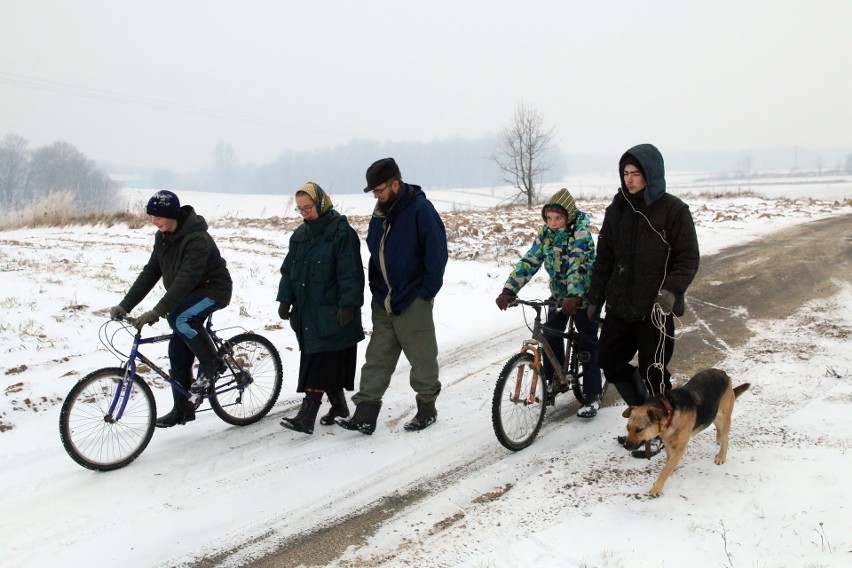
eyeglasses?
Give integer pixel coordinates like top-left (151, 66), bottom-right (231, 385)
top-left (371, 183), bottom-right (390, 195)
top-left (294, 204), bottom-right (315, 214)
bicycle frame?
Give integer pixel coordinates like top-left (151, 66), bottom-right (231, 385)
top-left (511, 300), bottom-right (582, 403)
top-left (108, 318), bottom-right (245, 421)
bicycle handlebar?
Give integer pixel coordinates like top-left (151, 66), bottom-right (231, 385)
top-left (508, 298), bottom-right (559, 309)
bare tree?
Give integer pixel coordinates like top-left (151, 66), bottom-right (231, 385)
top-left (0, 134), bottom-right (29, 207)
top-left (490, 102), bottom-right (557, 207)
top-left (25, 140), bottom-right (115, 211)
top-left (212, 141), bottom-right (237, 193)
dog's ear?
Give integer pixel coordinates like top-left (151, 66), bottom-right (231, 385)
top-left (622, 406), bottom-right (634, 418)
top-left (648, 407), bottom-right (665, 423)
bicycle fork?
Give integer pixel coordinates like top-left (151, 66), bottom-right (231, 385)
top-left (512, 341), bottom-right (543, 405)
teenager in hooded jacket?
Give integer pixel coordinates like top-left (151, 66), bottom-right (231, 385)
top-left (587, 143), bottom-right (700, 457)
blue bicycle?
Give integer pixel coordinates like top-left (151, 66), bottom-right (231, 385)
top-left (59, 316), bottom-right (283, 471)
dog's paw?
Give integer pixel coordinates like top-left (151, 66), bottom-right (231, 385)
top-left (649, 485), bottom-right (663, 497)
top-left (714, 454), bottom-right (726, 465)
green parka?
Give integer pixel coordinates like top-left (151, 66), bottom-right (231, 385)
top-left (277, 209), bottom-right (365, 354)
top-left (120, 206), bottom-right (232, 316)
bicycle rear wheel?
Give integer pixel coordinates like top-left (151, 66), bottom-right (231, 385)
top-left (59, 367), bottom-right (156, 471)
top-left (209, 333), bottom-right (283, 426)
top-left (492, 352), bottom-right (546, 451)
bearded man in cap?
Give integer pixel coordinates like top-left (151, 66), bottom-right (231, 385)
top-left (587, 143), bottom-right (700, 457)
top-left (337, 158), bottom-right (448, 435)
top-left (109, 190), bottom-right (233, 428)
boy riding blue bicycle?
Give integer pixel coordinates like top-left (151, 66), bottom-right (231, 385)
top-left (109, 190), bottom-right (233, 428)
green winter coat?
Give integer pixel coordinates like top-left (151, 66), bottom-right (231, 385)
top-left (120, 206), bottom-right (232, 316)
top-left (277, 209), bottom-right (365, 354)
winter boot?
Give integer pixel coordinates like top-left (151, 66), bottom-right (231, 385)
top-left (631, 436), bottom-right (664, 459)
top-left (576, 393), bottom-right (601, 418)
top-left (319, 389), bottom-right (350, 426)
top-left (280, 397), bottom-right (321, 435)
top-left (336, 401), bottom-right (382, 435)
top-left (185, 330), bottom-right (226, 394)
top-left (403, 398), bottom-right (437, 431)
top-left (156, 369), bottom-right (196, 428)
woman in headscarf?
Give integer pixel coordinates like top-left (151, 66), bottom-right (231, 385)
top-left (276, 182), bottom-right (365, 434)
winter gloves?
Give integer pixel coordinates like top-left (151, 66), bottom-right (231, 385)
top-left (278, 302), bottom-right (291, 320)
top-left (337, 307), bottom-right (355, 326)
top-left (133, 310), bottom-right (160, 330)
top-left (109, 305), bottom-right (127, 320)
top-left (110, 305), bottom-right (158, 330)
top-left (587, 303), bottom-right (602, 322)
top-left (495, 291), bottom-right (516, 311)
top-left (561, 296), bottom-right (581, 315)
top-left (655, 289), bottom-right (675, 315)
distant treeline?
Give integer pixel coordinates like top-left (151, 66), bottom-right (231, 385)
top-left (1, 134), bottom-right (117, 213)
top-left (124, 137), bottom-right (568, 195)
top-left (124, 139), bottom-right (852, 197)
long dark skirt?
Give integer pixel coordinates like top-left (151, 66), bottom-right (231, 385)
top-left (296, 344), bottom-right (358, 392)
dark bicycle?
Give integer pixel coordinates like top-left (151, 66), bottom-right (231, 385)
top-left (491, 298), bottom-right (607, 451)
top-left (59, 316), bottom-right (283, 471)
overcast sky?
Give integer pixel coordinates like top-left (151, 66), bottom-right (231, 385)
top-left (2, 0), bottom-right (850, 173)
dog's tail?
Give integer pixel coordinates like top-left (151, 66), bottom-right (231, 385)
top-left (734, 383), bottom-right (750, 398)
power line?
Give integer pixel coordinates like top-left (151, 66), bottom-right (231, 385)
top-left (0, 70), bottom-right (352, 137)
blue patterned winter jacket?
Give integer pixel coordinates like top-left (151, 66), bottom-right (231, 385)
top-left (502, 210), bottom-right (596, 304)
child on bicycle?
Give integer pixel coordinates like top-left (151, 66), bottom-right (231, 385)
top-left (495, 188), bottom-right (602, 417)
top-left (109, 190), bottom-right (233, 428)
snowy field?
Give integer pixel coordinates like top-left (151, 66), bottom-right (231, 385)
top-left (0, 174), bottom-right (850, 568)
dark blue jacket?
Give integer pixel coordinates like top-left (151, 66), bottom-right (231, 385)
top-left (366, 183), bottom-right (448, 314)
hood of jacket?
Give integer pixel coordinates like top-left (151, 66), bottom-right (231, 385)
top-left (619, 143), bottom-right (666, 206)
top-left (371, 182), bottom-right (424, 219)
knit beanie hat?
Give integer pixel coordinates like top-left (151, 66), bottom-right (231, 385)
top-left (295, 181), bottom-right (333, 215)
top-left (146, 190), bottom-right (181, 219)
top-left (619, 153), bottom-right (646, 177)
top-left (541, 188), bottom-right (577, 222)
top-left (363, 158), bottom-right (401, 192)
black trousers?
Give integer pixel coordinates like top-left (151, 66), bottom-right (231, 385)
top-left (598, 313), bottom-right (675, 396)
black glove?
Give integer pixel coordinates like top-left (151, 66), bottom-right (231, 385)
top-left (109, 305), bottom-right (127, 320)
top-left (133, 310), bottom-right (160, 330)
top-left (561, 296), bottom-right (581, 315)
top-left (495, 292), bottom-right (516, 311)
top-left (655, 290), bottom-right (675, 315)
top-left (587, 303), bottom-right (602, 322)
top-left (337, 307), bottom-right (355, 326)
top-left (278, 302), bottom-right (291, 320)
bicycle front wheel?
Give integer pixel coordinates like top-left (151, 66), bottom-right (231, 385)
top-left (59, 367), bottom-right (156, 471)
top-left (209, 333), bottom-right (283, 426)
top-left (492, 352), bottom-right (546, 451)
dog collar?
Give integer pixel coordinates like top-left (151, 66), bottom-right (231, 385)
top-left (661, 398), bottom-right (673, 429)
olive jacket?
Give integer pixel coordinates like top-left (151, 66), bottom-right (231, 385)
top-left (120, 206), bottom-right (232, 317)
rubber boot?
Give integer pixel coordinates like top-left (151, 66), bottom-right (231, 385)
top-left (156, 369), bottom-right (196, 428)
top-left (336, 401), bottom-right (382, 435)
top-left (403, 398), bottom-right (437, 431)
top-left (319, 389), bottom-right (350, 426)
top-left (184, 330), bottom-right (225, 393)
top-left (280, 397), bottom-right (321, 434)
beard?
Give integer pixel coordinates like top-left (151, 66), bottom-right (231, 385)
top-left (376, 192), bottom-right (398, 214)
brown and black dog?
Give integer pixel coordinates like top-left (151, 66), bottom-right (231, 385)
top-left (622, 368), bottom-right (750, 497)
